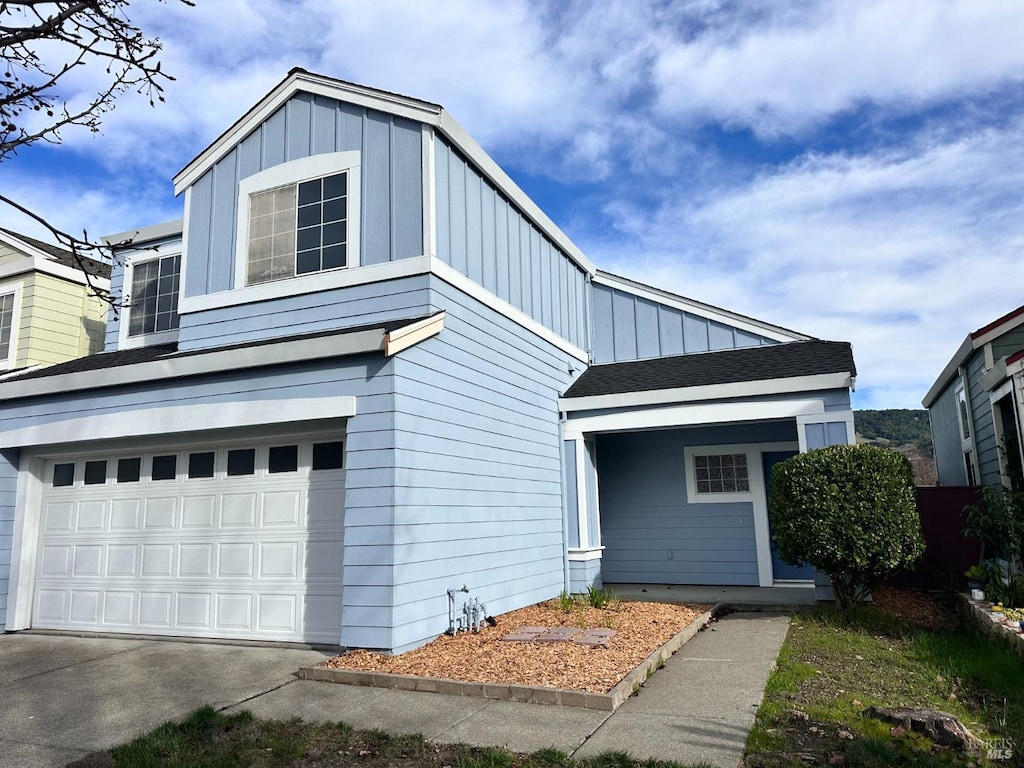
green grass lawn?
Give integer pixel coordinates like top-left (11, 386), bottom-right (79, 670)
top-left (744, 606), bottom-right (1024, 767)
top-left (68, 706), bottom-right (717, 768)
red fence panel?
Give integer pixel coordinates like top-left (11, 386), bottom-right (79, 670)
top-left (888, 486), bottom-right (983, 590)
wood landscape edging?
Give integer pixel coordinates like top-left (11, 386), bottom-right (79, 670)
top-left (298, 604), bottom-right (723, 710)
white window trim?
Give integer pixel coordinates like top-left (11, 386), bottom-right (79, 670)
top-left (117, 246), bottom-right (182, 351)
top-left (0, 279), bottom-right (23, 370)
top-left (795, 411), bottom-right (855, 452)
top-left (233, 151), bottom-right (361, 294)
top-left (684, 446), bottom-right (756, 504)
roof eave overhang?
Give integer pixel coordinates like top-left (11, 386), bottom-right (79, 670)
top-left (0, 313), bottom-right (444, 403)
top-left (0, 230), bottom-right (111, 288)
top-left (559, 370), bottom-right (853, 413)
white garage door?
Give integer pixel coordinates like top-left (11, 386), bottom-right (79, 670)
top-left (32, 435), bottom-right (345, 644)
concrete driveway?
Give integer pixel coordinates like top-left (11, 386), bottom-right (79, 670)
top-left (0, 633), bottom-right (329, 768)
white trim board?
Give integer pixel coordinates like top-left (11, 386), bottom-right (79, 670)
top-left (429, 258), bottom-right (589, 363)
top-left (174, 71), bottom-right (442, 193)
top-left (559, 372), bottom-right (853, 412)
top-left (795, 411), bottom-right (856, 452)
top-left (562, 398), bottom-right (826, 439)
top-left (0, 396), bottom-right (356, 449)
top-left (0, 326), bottom-right (387, 403)
top-left (593, 272), bottom-right (808, 343)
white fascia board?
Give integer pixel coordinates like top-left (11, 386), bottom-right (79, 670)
top-left (592, 272), bottom-right (808, 343)
top-left (102, 219), bottom-right (184, 247)
top-left (437, 111), bottom-right (596, 276)
top-left (429, 257), bottom-right (589, 363)
top-left (558, 372), bottom-right (852, 412)
top-left (384, 311), bottom-right (445, 356)
top-left (0, 396), bottom-right (356, 449)
top-left (0, 232), bottom-right (110, 289)
top-left (0, 328), bottom-right (386, 403)
top-left (173, 71), bottom-right (443, 194)
top-left (922, 335), bottom-right (975, 407)
top-left (179, 255), bottom-right (432, 315)
top-left (562, 398), bottom-right (826, 438)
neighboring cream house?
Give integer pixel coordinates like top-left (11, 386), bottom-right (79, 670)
top-left (0, 229), bottom-right (110, 372)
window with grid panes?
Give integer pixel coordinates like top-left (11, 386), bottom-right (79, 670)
top-left (127, 253), bottom-right (180, 336)
top-left (246, 172), bottom-right (348, 285)
top-left (693, 453), bottom-right (749, 494)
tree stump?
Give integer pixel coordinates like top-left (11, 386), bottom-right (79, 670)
top-left (864, 706), bottom-right (985, 752)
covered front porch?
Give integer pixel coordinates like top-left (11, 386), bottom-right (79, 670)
top-left (558, 340), bottom-right (857, 599)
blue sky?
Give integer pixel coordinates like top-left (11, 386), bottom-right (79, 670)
top-left (3, 0), bottom-right (1024, 409)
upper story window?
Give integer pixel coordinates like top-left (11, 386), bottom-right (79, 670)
top-left (127, 252), bottom-right (181, 337)
top-left (236, 152), bottom-right (361, 289)
top-left (0, 289), bottom-right (17, 367)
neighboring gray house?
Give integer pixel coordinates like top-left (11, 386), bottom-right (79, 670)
top-left (924, 305), bottom-right (1024, 489)
top-left (0, 70), bottom-right (856, 653)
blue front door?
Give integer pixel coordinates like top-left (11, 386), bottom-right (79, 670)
top-left (763, 451), bottom-right (815, 581)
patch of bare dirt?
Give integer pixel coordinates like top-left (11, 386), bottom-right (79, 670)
top-left (326, 600), bottom-right (709, 693)
top-left (873, 585), bottom-right (957, 631)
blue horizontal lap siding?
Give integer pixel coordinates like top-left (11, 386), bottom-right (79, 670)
top-left (385, 276), bottom-right (574, 651)
top-left (433, 139), bottom-right (587, 350)
top-left (569, 560), bottom-right (601, 592)
top-left (597, 425), bottom-right (796, 587)
top-left (0, 357), bottom-right (397, 648)
top-left (176, 275), bottom-right (432, 350)
top-left (0, 448), bottom-right (16, 629)
top-left (966, 351), bottom-right (1000, 485)
top-left (590, 282), bottom-right (779, 364)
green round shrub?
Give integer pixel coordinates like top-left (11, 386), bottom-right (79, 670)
top-left (769, 444), bottom-right (923, 611)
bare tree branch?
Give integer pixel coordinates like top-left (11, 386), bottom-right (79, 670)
top-left (0, 0), bottom-right (192, 308)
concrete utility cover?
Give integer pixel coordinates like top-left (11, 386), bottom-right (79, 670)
top-left (501, 626), bottom-right (618, 644)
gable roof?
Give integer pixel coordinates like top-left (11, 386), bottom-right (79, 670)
top-left (171, 68), bottom-right (595, 275)
top-left (0, 229), bottom-right (112, 281)
top-left (562, 340), bottom-right (855, 401)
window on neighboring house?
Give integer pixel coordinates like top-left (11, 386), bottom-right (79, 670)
top-left (0, 290), bottom-right (15, 364)
top-left (127, 252), bottom-right (180, 337)
top-left (246, 172), bottom-right (349, 285)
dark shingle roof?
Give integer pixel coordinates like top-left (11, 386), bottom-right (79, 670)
top-left (5, 314), bottom-right (435, 385)
top-left (1, 229), bottom-right (112, 279)
top-left (563, 340), bottom-right (856, 399)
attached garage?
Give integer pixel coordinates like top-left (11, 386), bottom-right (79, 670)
top-left (28, 435), bottom-right (345, 644)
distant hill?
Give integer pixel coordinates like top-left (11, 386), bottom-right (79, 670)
top-left (854, 409), bottom-right (935, 486)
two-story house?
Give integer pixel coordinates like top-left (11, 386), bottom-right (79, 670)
top-left (0, 229), bottom-right (109, 374)
top-left (924, 305), bottom-right (1024, 489)
top-left (0, 70), bottom-right (856, 653)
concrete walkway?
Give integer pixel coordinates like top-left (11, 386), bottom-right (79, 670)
top-left (0, 612), bottom-right (791, 768)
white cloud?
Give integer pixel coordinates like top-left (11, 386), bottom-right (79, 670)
top-left (586, 121), bottom-right (1024, 409)
top-left (652, 0), bottom-right (1024, 136)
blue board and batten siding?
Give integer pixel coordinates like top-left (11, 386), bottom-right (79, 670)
top-left (381, 276), bottom-right (575, 652)
top-left (0, 356), bottom-right (398, 644)
top-left (597, 423), bottom-right (797, 586)
top-left (185, 92), bottom-right (423, 296)
top-left (434, 139), bottom-right (589, 352)
top-left (590, 282), bottom-right (779, 364)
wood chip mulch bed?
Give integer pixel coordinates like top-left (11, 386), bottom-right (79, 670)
top-left (325, 599), bottom-right (709, 693)
top-left (872, 585), bottom-right (958, 631)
